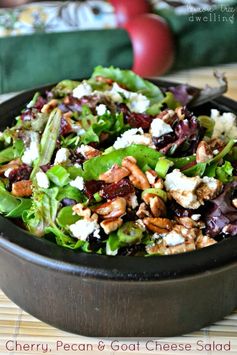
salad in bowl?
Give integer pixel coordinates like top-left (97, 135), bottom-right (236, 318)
top-left (0, 66), bottom-right (236, 257)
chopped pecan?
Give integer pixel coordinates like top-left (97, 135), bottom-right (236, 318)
top-left (99, 164), bottom-right (130, 183)
top-left (122, 156), bottom-right (150, 190)
top-left (143, 217), bottom-right (173, 234)
top-left (95, 197), bottom-right (126, 219)
top-left (12, 180), bottom-right (32, 197)
top-left (196, 178), bottom-right (222, 201)
top-left (154, 178), bottom-right (164, 189)
top-left (196, 235), bottom-right (217, 249)
top-left (72, 203), bottom-right (91, 219)
top-left (136, 202), bottom-right (151, 218)
top-left (145, 170), bottom-right (157, 185)
top-left (173, 224), bottom-right (200, 241)
top-left (142, 192), bottom-right (166, 217)
top-left (41, 99), bottom-right (58, 114)
top-left (196, 141), bottom-right (213, 163)
top-left (100, 217), bottom-right (123, 234)
top-left (77, 145), bottom-right (101, 160)
top-left (175, 107), bottom-right (185, 120)
top-left (156, 109), bottom-right (175, 125)
top-left (146, 240), bottom-right (196, 255)
top-left (232, 198), bottom-right (237, 208)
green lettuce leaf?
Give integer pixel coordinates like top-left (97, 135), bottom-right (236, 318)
top-left (91, 66), bottom-right (164, 104)
top-left (83, 144), bottom-right (163, 180)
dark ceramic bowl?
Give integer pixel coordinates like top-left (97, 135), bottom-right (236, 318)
top-left (0, 81), bottom-right (237, 337)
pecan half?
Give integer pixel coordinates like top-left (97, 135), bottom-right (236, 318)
top-left (100, 217), bottom-right (123, 234)
top-left (99, 164), bottom-right (130, 183)
top-left (196, 235), bottom-right (217, 249)
top-left (95, 197), bottom-right (126, 219)
top-left (143, 217), bottom-right (173, 234)
top-left (12, 180), bottom-right (32, 197)
top-left (122, 156), bottom-right (150, 190)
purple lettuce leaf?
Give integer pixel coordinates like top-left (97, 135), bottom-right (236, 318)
top-left (204, 181), bottom-right (237, 238)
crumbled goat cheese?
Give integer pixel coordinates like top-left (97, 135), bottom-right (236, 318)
top-left (54, 148), bottom-right (70, 165)
top-left (163, 230), bottom-right (185, 246)
top-left (191, 214), bottom-right (201, 221)
top-left (70, 176), bottom-right (84, 190)
top-left (69, 220), bottom-right (100, 241)
top-left (165, 169), bottom-right (201, 192)
top-left (72, 81), bottom-right (92, 99)
top-left (107, 83), bottom-right (150, 113)
top-left (202, 176), bottom-right (220, 192)
top-left (211, 109), bottom-right (237, 141)
top-left (129, 194), bottom-right (139, 209)
top-left (113, 128), bottom-right (151, 149)
top-left (150, 118), bottom-right (173, 138)
top-left (36, 171), bottom-right (50, 189)
top-left (96, 104), bottom-right (109, 116)
top-left (4, 168), bottom-right (14, 178)
top-left (21, 133), bottom-right (40, 166)
top-left (165, 169), bottom-right (202, 209)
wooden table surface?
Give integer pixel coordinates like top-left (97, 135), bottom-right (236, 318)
top-left (0, 63), bottom-right (237, 355)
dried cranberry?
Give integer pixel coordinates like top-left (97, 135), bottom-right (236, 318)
top-left (8, 165), bottom-right (32, 184)
top-left (21, 109), bottom-right (36, 121)
top-left (117, 103), bottom-right (153, 130)
top-left (34, 96), bottom-right (46, 111)
top-left (40, 164), bottom-right (51, 173)
top-left (60, 117), bottom-right (72, 136)
top-left (100, 178), bottom-right (134, 200)
top-left (84, 180), bottom-right (106, 199)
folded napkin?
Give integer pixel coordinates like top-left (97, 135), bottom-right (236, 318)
top-left (0, 29), bottom-right (133, 94)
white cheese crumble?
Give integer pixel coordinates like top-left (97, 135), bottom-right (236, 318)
top-left (107, 83), bottom-right (150, 113)
top-left (211, 109), bottom-right (237, 141)
top-left (150, 118), bottom-right (173, 138)
top-left (21, 133), bottom-right (40, 166)
top-left (113, 128), bottom-right (151, 150)
top-left (96, 104), bottom-right (109, 116)
top-left (165, 169), bottom-right (202, 209)
top-left (54, 148), bottom-right (70, 165)
top-left (165, 169), bottom-right (201, 192)
top-left (191, 214), bottom-right (201, 221)
top-left (70, 176), bottom-right (84, 190)
top-left (36, 171), bottom-right (50, 189)
top-left (202, 176), bottom-right (219, 192)
top-left (129, 194), bottom-right (139, 209)
top-left (69, 220), bottom-right (100, 241)
top-left (163, 230), bottom-right (185, 246)
top-left (72, 81), bottom-right (92, 99)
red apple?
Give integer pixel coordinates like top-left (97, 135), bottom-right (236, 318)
top-left (126, 14), bottom-right (175, 77)
top-left (109, 0), bottom-right (151, 27)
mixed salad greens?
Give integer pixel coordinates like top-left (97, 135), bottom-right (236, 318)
top-left (0, 66), bottom-right (237, 256)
